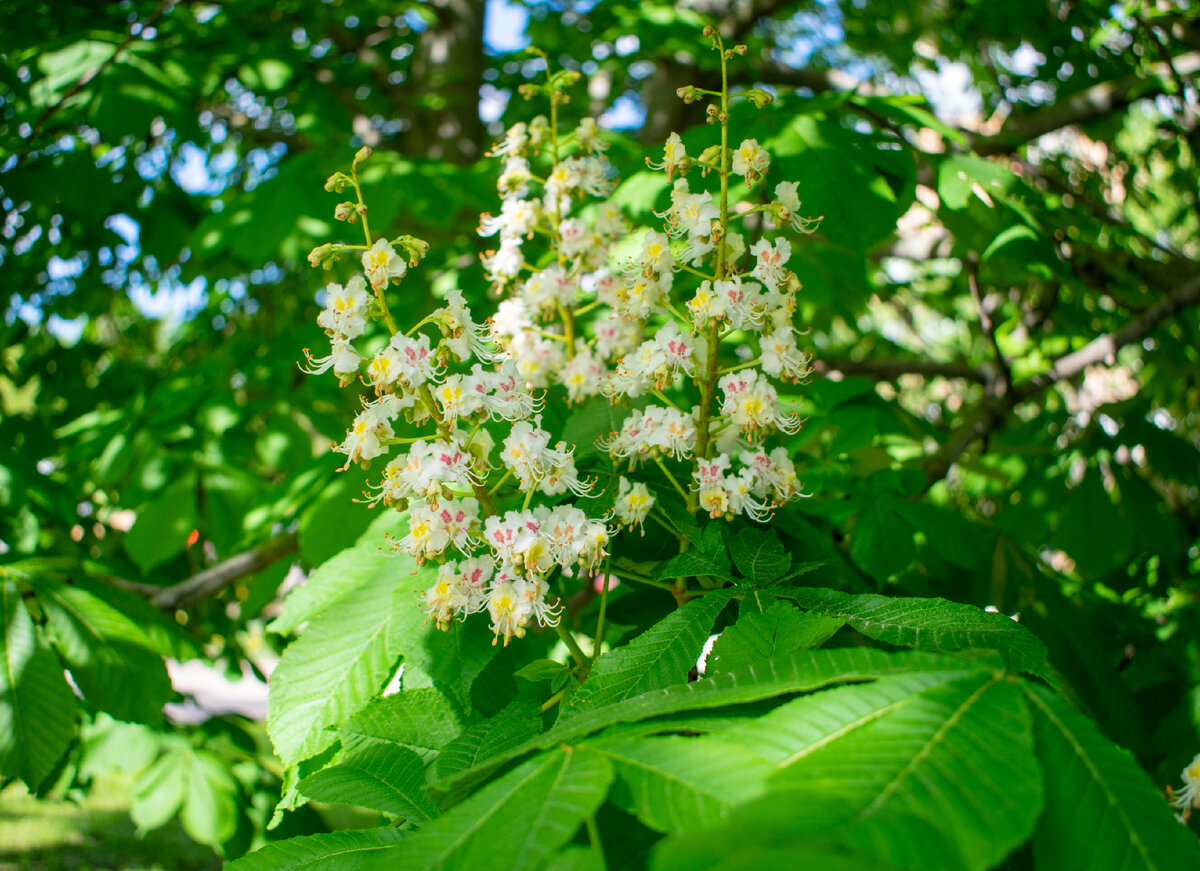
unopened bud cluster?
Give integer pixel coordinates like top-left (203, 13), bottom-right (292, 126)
top-left (301, 32), bottom-right (817, 645)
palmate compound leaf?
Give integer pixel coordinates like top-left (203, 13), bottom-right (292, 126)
top-left (563, 589), bottom-right (735, 716)
top-left (226, 828), bottom-right (410, 871)
top-left (433, 647), bottom-right (971, 795)
top-left (267, 547), bottom-right (436, 767)
top-left (0, 579), bottom-right (77, 790)
top-left (1024, 683), bottom-right (1200, 870)
top-left (298, 744), bottom-right (439, 824)
top-left (783, 586), bottom-right (1050, 678)
top-left (358, 747), bottom-right (614, 871)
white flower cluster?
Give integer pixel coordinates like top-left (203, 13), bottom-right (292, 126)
top-left (303, 43), bottom-right (817, 645)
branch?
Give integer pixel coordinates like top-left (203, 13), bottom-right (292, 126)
top-left (150, 532), bottom-right (299, 611)
top-left (32, 0), bottom-right (171, 139)
top-left (923, 272), bottom-right (1200, 486)
top-left (815, 357), bottom-right (990, 384)
top-left (972, 52), bottom-right (1200, 155)
top-left (1015, 272), bottom-right (1200, 400)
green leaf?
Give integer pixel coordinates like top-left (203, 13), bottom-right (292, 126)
top-left (403, 615), bottom-right (499, 713)
top-left (0, 579), bottom-right (77, 789)
top-left (565, 590), bottom-right (735, 715)
top-left (361, 748), bottom-right (614, 871)
top-left (595, 734), bottom-right (771, 833)
top-left (339, 688), bottom-right (464, 764)
top-left (981, 223), bottom-right (1038, 262)
top-left (1024, 684), bottom-right (1200, 870)
top-left (653, 523), bottom-right (733, 582)
top-left (782, 587), bottom-right (1049, 677)
top-left (123, 475), bottom-right (198, 574)
top-left (268, 552), bottom-right (432, 767)
top-left (709, 599), bottom-right (843, 673)
top-left (562, 396), bottom-right (636, 457)
top-left (132, 745), bottom-right (188, 832)
top-left (892, 501), bottom-right (990, 572)
top-left (182, 748), bottom-right (240, 849)
top-left (33, 576), bottom-right (171, 723)
top-left (938, 153), bottom-right (1014, 210)
top-left (728, 528), bottom-right (791, 584)
top-left (714, 670), bottom-right (971, 764)
top-left (269, 538), bottom-right (398, 636)
top-left (300, 744), bottom-right (439, 823)
top-left (515, 659), bottom-right (570, 684)
top-left (435, 701), bottom-right (543, 781)
top-left (769, 673), bottom-right (1041, 871)
top-left (656, 497), bottom-right (703, 548)
top-left (437, 648), bottom-right (971, 794)
top-left (850, 497), bottom-right (915, 580)
top-left (226, 828), bottom-right (409, 871)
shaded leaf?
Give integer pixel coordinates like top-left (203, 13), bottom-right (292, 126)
top-left (361, 748), bottom-right (614, 871)
top-left (1025, 684), bottom-right (1200, 870)
top-left (300, 744), bottom-right (439, 823)
top-left (566, 590), bottom-right (735, 715)
top-left (0, 579), bottom-right (77, 789)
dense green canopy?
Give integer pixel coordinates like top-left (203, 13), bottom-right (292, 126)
top-left (2, 0), bottom-right (1199, 865)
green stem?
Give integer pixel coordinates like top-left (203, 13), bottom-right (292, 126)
top-left (555, 622), bottom-right (590, 674)
top-left (717, 357), bottom-right (761, 375)
top-left (540, 688), bottom-right (566, 713)
top-left (649, 388), bottom-right (683, 412)
top-left (652, 455), bottom-right (691, 503)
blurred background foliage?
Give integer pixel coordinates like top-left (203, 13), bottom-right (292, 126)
top-left (1, 0), bottom-right (1199, 863)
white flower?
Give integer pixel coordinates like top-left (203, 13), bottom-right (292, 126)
top-left (479, 198), bottom-right (539, 242)
top-left (614, 477), bottom-right (654, 531)
top-left (560, 347), bottom-right (606, 403)
top-left (687, 280), bottom-right (727, 325)
top-left (336, 396), bottom-right (403, 468)
top-left (647, 132), bottom-right (688, 177)
top-left (316, 276), bottom-right (370, 338)
top-left (421, 557), bottom-right (492, 631)
top-left (489, 121), bottom-right (528, 157)
top-left (483, 240), bottom-right (524, 285)
top-left (1170, 753), bottom-right (1200, 820)
top-left (774, 181), bottom-right (818, 233)
top-left (719, 369), bottom-right (800, 435)
top-left (574, 117), bottom-right (607, 152)
top-left (362, 239), bottom-right (407, 291)
top-left (731, 139), bottom-right (769, 180)
top-left (750, 238), bottom-right (791, 292)
top-left (760, 326), bottom-right (811, 383)
top-left (301, 336), bottom-right (362, 384)
top-left (634, 231), bottom-right (674, 277)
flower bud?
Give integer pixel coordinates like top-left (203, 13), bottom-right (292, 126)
top-left (353, 146), bottom-right (373, 167)
top-left (334, 202), bottom-right (358, 222)
top-left (307, 243), bottom-right (336, 269)
top-left (324, 172), bottom-right (351, 193)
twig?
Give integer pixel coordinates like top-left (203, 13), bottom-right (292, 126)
top-left (32, 0), bottom-right (171, 139)
top-left (924, 272), bottom-right (1200, 486)
top-left (150, 532), bottom-right (299, 610)
top-left (813, 357), bottom-right (989, 384)
top-left (966, 252), bottom-right (1012, 396)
